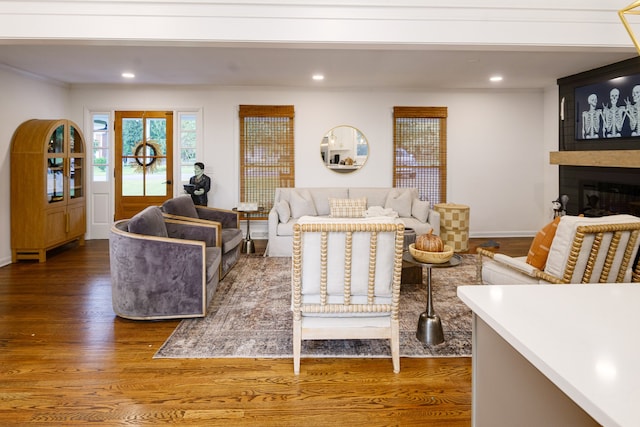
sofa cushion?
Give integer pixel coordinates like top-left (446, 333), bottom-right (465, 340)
top-left (349, 188), bottom-right (389, 208)
top-left (329, 197), bottom-right (367, 218)
top-left (411, 198), bottom-right (430, 222)
top-left (161, 196), bottom-right (199, 218)
top-left (400, 217), bottom-right (434, 236)
top-left (385, 189), bottom-right (413, 218)
top-left (290, 189), bottom-right (317, 218)
top-left (276, 200), bottom-right (291, 223)
top-left (525, 216), bottom-right (561, 269)
top-left (127, 206), bottom-right (168, 238)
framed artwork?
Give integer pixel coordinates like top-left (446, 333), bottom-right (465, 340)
top-left (575, 72), bottom-right (640, 140)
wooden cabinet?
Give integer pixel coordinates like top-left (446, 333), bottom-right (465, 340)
top-left (11, 119), bottom-right (86, 262)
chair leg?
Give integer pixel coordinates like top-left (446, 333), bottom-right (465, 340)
top-left (391, 320), bottom-right (400, 373)
top-left (293, 319), bottom-right (301, 375)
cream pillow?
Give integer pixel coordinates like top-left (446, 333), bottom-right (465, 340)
top-left (289, 190), bottom-right (317, 218)
top-left (411, 198), bottom-right (429, 222)
top-left (329, 197), bottom-right (367, 218)
top-left (384, 190), bottom-right (413, 217)
top-left (275, 200), bottom-right (291, 223)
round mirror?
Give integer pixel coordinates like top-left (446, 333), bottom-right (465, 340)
top-left (320, 126), bottom-right (369, 173)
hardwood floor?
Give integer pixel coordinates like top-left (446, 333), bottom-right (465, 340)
top-left (0, 237), bottom-right (530, 426)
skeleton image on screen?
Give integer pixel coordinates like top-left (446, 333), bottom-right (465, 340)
top-left (625, 85), bottom-right (640, 136)
top-left (602, 88), bottom-right (625, 138)
top-left (581, 93), bottom-right (603, 139)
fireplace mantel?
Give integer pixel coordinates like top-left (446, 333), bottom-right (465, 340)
top-left (549, 150), bottom-right (640, 168)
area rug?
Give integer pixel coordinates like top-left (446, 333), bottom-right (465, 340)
top-left (155, 254), bottom-right (480, 359)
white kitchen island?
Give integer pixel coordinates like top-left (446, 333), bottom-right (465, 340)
top-left (457, 284), bottom-right (639, 427)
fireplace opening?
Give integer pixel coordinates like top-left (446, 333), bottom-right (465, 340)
top-left (559, 166), bottom-right (640, 217)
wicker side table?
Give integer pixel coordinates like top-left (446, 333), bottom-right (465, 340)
top-left (434, 203), bottom-right (470, 252)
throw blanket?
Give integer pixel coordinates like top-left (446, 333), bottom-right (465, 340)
top-left (365, 206), bottom-right (399, 218)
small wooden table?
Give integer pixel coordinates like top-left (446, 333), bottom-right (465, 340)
top-left (402, 252), bottom-right (462, 345)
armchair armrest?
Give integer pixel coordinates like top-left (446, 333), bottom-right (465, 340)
top-left (477, 247), bottom-right (537, 273)
top-left (195, 206), bottom-right (239, 229)
top-left (428, 209), bottom-right (441, 235)
top-left (165, 218), bottom-right (221, 248)
top-left (268, 207), bottom-right (280, 235)
top-left (477, 248), bottom-right (564, 284)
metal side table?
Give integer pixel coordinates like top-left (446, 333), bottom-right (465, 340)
top-left (233, 206), bottom-right (264, 254)
top-left (402, 252), bottom-right (462, 345)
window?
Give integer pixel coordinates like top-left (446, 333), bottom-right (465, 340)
top-left (91, 113), bottom-right (110, 182)
top-left (393, 106), bottom-right (448, 206)
top-left (239, 105), bottom-right (295, 217)
top-left (178, 112), bottom-right (198, 183)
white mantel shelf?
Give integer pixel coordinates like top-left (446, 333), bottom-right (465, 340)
top-left (549, 150), bottom-right (640, 168)
top-left (458, 284), bottom-right (639, 427)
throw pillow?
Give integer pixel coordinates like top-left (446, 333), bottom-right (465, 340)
top-left (275, 200), bottom-right (291, 223)
top-left (289, 190), bottom-right (317, 218)
top-left (384, 190), bottom-right (413, 218)
top-left (525, 216), bottom-right (561, 269)
top-left (411, 198), bottom-right (429, 222)
top-left (127, 206), bottom-right (169, 238)
top-left (329, 197), bottom-right (367, 218)
top-left (161, 195), bottom-right (198, 218)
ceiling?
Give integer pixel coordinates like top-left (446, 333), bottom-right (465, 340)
top-left (0, 43), bottom-right (636, 90)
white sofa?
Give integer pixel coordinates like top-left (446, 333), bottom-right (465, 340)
top-left (267, 187), bottom-right (440, 257)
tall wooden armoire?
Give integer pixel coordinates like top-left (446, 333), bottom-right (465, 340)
top-left (11, 119), bottom-right (86, 262)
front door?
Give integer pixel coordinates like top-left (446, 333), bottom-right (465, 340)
top-left (114, 111), bottom-right (174, 220)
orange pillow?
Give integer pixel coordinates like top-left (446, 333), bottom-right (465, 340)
top-left (525, 216), bottom-right (561, 270)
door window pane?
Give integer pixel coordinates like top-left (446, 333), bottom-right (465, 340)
top-left (92, 114), bottom-right (109, 182)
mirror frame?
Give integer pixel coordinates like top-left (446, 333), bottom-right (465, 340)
top-left (320, 125), bottom-right (369, 173)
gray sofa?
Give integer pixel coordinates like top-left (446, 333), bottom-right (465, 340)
top-left (109, 206), bottom-right (222, 320)
top-left (267, 187), bottom-right (440, 257)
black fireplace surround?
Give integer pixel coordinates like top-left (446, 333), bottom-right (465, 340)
top-left (557, 57), bottom-right (640, 218)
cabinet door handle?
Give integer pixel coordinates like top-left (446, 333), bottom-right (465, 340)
top-left (163, 180), bottom-right (172, 185)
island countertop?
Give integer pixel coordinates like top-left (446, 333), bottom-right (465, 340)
top-left (458, 284), bottom-right (639, 427)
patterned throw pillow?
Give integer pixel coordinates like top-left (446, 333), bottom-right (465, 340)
top-left (525, 216), bottom-right (561, 269)
top-left (329, 197), bottom-right (367, 218)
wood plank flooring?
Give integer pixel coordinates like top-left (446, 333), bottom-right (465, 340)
top-left (0, 237), bottom-right (530, 426)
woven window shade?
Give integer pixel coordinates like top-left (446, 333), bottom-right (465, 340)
top-left (393, 106), bottom-right (447, 206)
top-left (239, 105), bottom-right (295, 219)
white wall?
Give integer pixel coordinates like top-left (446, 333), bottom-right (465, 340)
top-left (0, 66), bottom-right (70, 266)
top-left (70, 84), bottom-right (549, 240)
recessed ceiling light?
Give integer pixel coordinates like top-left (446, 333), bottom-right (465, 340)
top-left (312, 74), bottom-right (325, 81)
top-left (121, 72), bottom-right (135, 79)
top-left (490, 76), bottom-right (503, 82)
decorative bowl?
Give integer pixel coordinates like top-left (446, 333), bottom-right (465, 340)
top-left (409, 243), bottom-right (454, 264)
